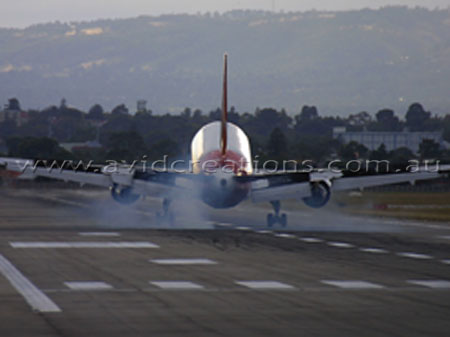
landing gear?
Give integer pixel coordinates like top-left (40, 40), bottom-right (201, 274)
top-left (156, 198), bottom-right (175, 225)
top-left (267, 200), bottom-right (287, 227)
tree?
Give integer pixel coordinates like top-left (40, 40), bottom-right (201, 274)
top-left (339, 141), bottom-right (368, 161)
top-left (372, 109), bottom-right (402, 131)
top-left (418, 139), bottom-right (442, 159)
top-left (105, 131), bottom-right (147, 162)
top-left (267, 127), bottom-right (288, 161)
top-left (7, 98), bottom-right (21, 111)
top-left (389, 147), bottom-right (416, 167)
top-left (405, 103), bottom-right (430, 131)
top-left (348, 111), bottom-right (372, 128)
top-left (369, 144), bottom-right (388, 160)
top-left (297, 106), bottom-right (318, 122)
top-left (87, 104), bottom-right (105, 120)
top-left (111, 104), bottom-right (129, 115)
top-left (6, 137), bottom-right (72, 160)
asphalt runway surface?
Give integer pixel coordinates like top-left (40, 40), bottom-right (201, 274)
top-left (0, 187), bottom-right (449, 337)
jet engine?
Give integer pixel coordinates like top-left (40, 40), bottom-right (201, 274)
top-left (110, 185), bottom-right (140, 205)
top-left (302, 181), bottom-right (331, 208)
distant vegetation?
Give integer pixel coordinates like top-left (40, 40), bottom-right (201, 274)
top-left (0, 7), bottom-right (449, 115)
top-left (1, 98), bottom-right (450, 166)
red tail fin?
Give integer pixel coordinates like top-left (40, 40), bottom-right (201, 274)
top-left (220, 53), bottom-right (228, 157)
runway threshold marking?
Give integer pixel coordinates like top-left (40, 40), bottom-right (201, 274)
top-left (10, 242), bottom-right (159, 248)
top-left (150, 281), bottom-right (204, 290)
top-left (150, 258), bottom-right (217, 265)
top-left (64, 281), bottom-right (113, 290)
top-left (235, 281), bottom-right (295, 290)
top-left (78, 232), bottom-right (121, 237)
top-left (321, 280), bottom-right (384, 289)
top-left (407, 280), bottom-right (450, 289)
top-left (396, 252), bottom-right (433, 260)
top-left (0, 254), bottom-right (61, 313)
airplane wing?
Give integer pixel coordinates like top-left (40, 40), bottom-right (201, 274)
top-left (245, 165), bottom-right (450, 205)
top-left (0, 157), bottom-right (194, 200)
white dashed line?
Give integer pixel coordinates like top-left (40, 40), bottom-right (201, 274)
top-left (236, 226), bottom-right (251, 231)
top-left (256, 230), bottom-right (273, 234)
top-left (299, 237), bottom-right (323, 243)
top-left (359, 247), bottom-right (389, 254)
top-left (150, 281), bottom-right (204, 290)
top-left (327, 242), bottom-right (355, 248)
top-left (64, 281), bottom-right (113, 291)
top-left (10, 242), bottom-right (159, 249)
top-left (235, 281), bottom-right (295, 290)
top-left (396, 252), bottom-right (433, 260)
top-left (407, 280), bottom-right (450, 289)
top-left (213, 222), bottom-right (233, 228)
top-left (441, 259), bottom-right (450, 265)
top-left (0, 254), bottom-right (61, 313)
top-left (78, 232), bottom-right (120, 237)
top-left (274, 233), bottom-right (296, 239)
top-left (321, 280), bottom-right (384, 289)
top-left (150, 258), bottom-right (217, 265)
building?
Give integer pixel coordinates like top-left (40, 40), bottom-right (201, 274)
top-left (333, 127), bottom-right (444, 153)
top-left (0, 99), bottom-right (29, 127)
top-left (137, 100), bottom-right (147, 113)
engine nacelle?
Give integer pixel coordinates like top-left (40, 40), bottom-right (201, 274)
top-left (302, 181), bottom-right (331, 208)
top-left (110, 185), bottom-right (140, 205)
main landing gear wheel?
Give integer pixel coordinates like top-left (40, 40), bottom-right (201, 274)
top-left (156, 198), bottom-right (175, 226)
top-left (266, 200), bottom-right (287, 227)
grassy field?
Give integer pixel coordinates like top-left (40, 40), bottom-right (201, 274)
top-left (257, 191), bottom-right (450, 222)
top-left (331, 191), bottom-right (450, 222)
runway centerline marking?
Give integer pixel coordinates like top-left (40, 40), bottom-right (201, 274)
top-left (274, 233), bottom-right (296, 239)
top-left (0, 254), bottom-right (61, 313)
top-left (78, 232), bottom-right (120, 237)
top-left (150, 258), bottom-right (217, 265)
top-left (327, 242), bottom-right (355, 248)
top-left (235, 281), bottom-right (295, 290)
top-left (359, 247), bottom-right (389, 254)
top-left (396, 252), bottom-right (433, 259)
top-left (256, 230), bottom-right (273, 234)
top-left (150, 281), bottom-right (204, 290)
top-left (299, 237), bottom-right (323, 243)
top-left (321, 280), bottom-right (384, 289)
top-left (407, 280), bottom-right (450, 289)
top-left (10, 241), bottom-right (159, 248)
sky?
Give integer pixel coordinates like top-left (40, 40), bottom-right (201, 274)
top-left (1, 0), bottom-right (450, 28)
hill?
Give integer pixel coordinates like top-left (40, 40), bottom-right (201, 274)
top-left (0, 7), bottom-right (449, 115)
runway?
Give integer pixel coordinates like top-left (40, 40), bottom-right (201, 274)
top-left (0, 188), bottom-right (449, 336)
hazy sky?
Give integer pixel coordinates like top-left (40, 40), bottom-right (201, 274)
top-left (2, 0), bottom-right (450, 28)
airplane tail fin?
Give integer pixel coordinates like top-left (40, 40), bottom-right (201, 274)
top-left (220, 53), bottom-right (228, 157)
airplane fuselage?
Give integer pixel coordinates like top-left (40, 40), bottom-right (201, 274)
top-left (191, 121), bottom-right (252, 208)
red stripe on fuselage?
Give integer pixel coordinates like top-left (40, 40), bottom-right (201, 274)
top-left (200, 150), bottom-right (247, 175)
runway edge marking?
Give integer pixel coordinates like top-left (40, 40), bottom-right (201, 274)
top-left (0, 254), bottom-right (61, 313)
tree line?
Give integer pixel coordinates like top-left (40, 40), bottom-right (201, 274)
top-left (1, 99), bottom-right (450, 167)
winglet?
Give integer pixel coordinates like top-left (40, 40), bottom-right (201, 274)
top-left (220, 53), bottom-right (228, 157)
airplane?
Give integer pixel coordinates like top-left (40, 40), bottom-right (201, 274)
top-left (1, 54), bottom-right (449, 227)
